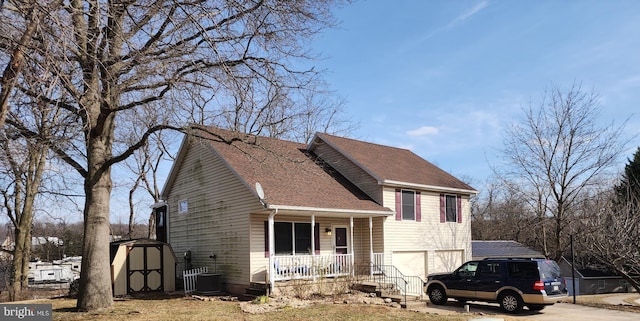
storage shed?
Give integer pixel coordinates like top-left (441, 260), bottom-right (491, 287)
top-left (110, 239), bottom-right (177, 296)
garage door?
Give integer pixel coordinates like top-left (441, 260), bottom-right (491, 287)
top-left (433, 250), bottom-right (464, 273)
top-left (392, 251), bottom-right (426, 278)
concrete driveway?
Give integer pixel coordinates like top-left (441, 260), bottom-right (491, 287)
top-left (411, 299), bottom-right (639, 321)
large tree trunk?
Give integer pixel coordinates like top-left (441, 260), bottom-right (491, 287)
top-left (10, 225), bottom-right (31, 301)
top-left (76, 124), bottom-right (115, 311)
top-left (8, 142), bottom-right (46, 301)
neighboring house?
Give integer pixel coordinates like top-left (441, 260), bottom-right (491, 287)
top-left (471, 240), bottom-right (545, 260)
top-left (559, 257), bottom-right (631, 295)
top-left (157, 126), bottom-right (477, 294)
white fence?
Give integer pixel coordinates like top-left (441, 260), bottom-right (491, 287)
top-left (183, 267), bottom-right (208, 294)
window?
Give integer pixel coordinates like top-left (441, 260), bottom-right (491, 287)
top-left (456, 261), bottom-right (479, 277)
top-left (401, 190), bottom-right (416, 220)
top-left (270, 222), bottom-right (316, 255)
top-left (445, 195), bottom-right (457, 222)
top-left (178, 200), bottom-right (188, 214)
top-left (507, 262), bottom-right (538, 279)
top-left (476, 262), bottom-right (501, 276)
top-left (395, 189), bottom-right (421, 221)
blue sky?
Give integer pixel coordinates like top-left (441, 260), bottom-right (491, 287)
top-left (310, 0), bottom-right (640, 185)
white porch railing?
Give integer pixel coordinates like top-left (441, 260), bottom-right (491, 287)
top-left (372, 252), bottom-right (384, 274)
top-left (183, 266), bottom-right (208, 294)
top-left (273, 254), bottom-right (353, 281)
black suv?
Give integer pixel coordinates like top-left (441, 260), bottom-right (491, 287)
top-left (425, 258), bottom-right (567, 313)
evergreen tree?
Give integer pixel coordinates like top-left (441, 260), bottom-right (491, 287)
top-left (615, 147), bottom-right (640, 206)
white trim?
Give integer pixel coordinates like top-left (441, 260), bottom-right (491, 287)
top-left (267, 204), bottom-right (393, 216)
top-left (383, 180), bottom-right (478, 195)
top-left (150, 200), bottom-right (167, 209)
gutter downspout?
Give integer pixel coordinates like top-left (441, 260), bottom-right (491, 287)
top-left (268, 209), bottom-right (278, 295)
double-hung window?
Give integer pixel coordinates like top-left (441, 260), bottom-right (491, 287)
top-left (445, 194), bottom-right (457, 223)
top-left (401, 190), bottom-right (416, 220)
top-left (395, 189), bottom-right (421, 221)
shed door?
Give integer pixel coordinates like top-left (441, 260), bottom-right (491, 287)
top-left (127, 244), bottom-right (164, 294)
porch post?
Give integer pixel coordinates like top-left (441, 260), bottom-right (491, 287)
top-left (268, 209), bottom-right (277, 294)
top-left (350, 216), bottom-right (354, 276)
top-left (369, 216), bottom-right (373, 277)
top-left (311, 214), bottom-right (316, 281)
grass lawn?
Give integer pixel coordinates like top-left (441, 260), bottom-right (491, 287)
top-left (40, 295), bottom-right (472, 321)
top-left (21, 292), bottom-right (640, 320)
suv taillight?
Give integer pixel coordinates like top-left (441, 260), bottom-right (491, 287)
top-left (533, 281), bottom-right (545, 291)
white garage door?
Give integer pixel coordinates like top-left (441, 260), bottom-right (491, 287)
top-left (433, 250), bottom-right (464, 273)
top-left (392, 251), bottom-right (426, 278)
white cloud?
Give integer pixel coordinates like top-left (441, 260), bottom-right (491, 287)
top-left (445, 0), bottom-right (490, 30)
top-left (407, 126), bottom-right (439, 137)
top-left (400, 0), bottom-right (490, 52)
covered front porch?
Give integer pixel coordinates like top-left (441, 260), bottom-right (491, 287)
top-left (260, 207), bottom-right (392, 292)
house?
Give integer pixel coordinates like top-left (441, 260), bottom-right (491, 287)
top-left (471, 240), bottom-right (545, 260)
top-left (559, 257), bottom-right (631, 295)
top-left (157, 126), bottom-right (477, 295)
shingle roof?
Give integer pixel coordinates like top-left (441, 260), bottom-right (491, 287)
top-left (196, 127), bottom-right (392, 213)
top-left (312, 133), bottom-right (476, 192)
top-left (472, 240), bottom-right (545, 259)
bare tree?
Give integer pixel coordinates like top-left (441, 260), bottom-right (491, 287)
top-left (0, 1), bottom-right (48, 129)
top-left (471, 177), bottom-right (538, 245)
top-left (499, 83), bottom-right (627, 261)
top-left (2, 0), bottom-right (345, 311)
top-left (577, 185), bottom-right (640, 293)
top-left (0, 51), bottom-right (72, 300)
top-left (0, 106), bottom-right (56, 300)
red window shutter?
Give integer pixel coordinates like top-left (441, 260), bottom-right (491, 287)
top-left (314, 223), bottom-right (320, 254)
top-left (457, 195), bottom-right (462, 223)
top-left (415, 191), bottom-right (421, 222)
top-left (395, 189), bottom-right (402, 221)
top-left (264, 221), bottom-right (269, 258)
top-left (439, 194), bottom-right (445, 223)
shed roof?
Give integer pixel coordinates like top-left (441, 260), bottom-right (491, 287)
top-left (472, 240), bottom-right (545, 259)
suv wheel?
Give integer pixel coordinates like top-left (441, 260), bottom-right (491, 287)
top-left (499, 291), bottom-right (523, 314)
top-left (427, 285), bottom-right (447, 305)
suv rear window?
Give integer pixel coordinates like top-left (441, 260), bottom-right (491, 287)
top-left (507, 262), bottom-right (538, 279)
top-left (538, 260), bottom-right (561, 279)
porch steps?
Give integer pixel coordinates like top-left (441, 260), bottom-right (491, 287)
top-left (355, 281), bottom-right (424, 309)
top-left (243, 282), bottom-right (268, 300)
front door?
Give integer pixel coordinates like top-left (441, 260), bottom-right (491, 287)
top-left (333, 226), bottom-right (349, 274)
top-left (334, 226), bottom-right (349, 254)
